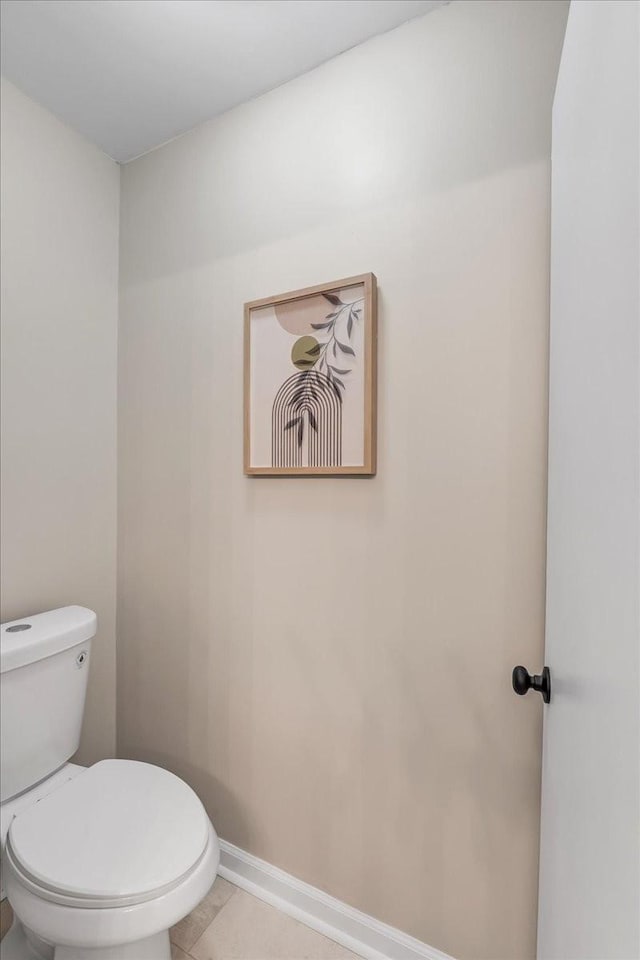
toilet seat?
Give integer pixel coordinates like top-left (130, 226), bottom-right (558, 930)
top-left (7, 759), bottom-right (210, 907)
top-left (5, 821), bottom-right (219, 951)
top-left (4, 760), bottom-right (220, 951)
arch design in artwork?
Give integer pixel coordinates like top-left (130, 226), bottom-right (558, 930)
top-left (272, 371), bottom-right (342, 468)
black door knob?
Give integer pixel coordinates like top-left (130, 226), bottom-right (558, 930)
top-left (512, 665), bottom-right (551, 703)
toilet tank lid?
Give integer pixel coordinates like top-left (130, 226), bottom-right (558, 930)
top-left (0, 606), bottom-right (97, 674)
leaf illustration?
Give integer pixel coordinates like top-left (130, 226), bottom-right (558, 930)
top-left (307, 343), bottom-right (321, 356)
top-left (308, 410), bottom-right (318, 432)
top-left (297, 420), bottom-right (304, 448)
top-left (329, 367), bottom-right (351, 375)
top-left (333, 377), bottom-right (345, 390)
top-left (337, 341), bottom-right (356, 357)
top-left (311, 321), bottom-right (332, 330)
top-left (323, 293), bottom-right (343, 306)
top-left (295, 359), bottom-right (315, 367)
top-left (347, 313), bottom-right (353, 338)
top-left (284, 418), bottom-right (300, 430)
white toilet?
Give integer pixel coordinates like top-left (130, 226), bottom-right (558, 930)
top-left (0, 606), bottom-right (219, 959)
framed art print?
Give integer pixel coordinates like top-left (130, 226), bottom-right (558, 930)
top-left (244, 273), bottom-right (377, 476)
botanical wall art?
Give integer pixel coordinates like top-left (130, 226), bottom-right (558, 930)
top-left (244, 273), bottom-right (377, 476)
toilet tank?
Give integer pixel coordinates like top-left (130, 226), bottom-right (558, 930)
top-left (0, 606), bottom-right (96, 803)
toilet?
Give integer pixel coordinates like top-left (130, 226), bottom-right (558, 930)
top-left (0, 606), bottom-right (219, 959)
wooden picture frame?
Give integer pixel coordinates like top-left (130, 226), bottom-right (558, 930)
top-left (244, 273), bottom-right (377, 476)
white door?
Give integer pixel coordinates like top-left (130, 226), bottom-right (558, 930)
top-left (536, 2), bottom-right (640, 958)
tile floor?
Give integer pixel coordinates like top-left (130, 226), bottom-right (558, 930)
top-left (0, 899), bottom-right (11, 943)
top-left (0, 877), bottom-right (358, 960)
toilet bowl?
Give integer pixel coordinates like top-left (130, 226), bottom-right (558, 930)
top-left (1, 759), bottom-right (219, 959)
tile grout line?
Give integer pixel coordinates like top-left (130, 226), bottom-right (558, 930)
top-left (185, 880), bottom-right (240, 958)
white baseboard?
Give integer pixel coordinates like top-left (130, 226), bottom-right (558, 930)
top-left (218, 839), bottom-right (455, 960)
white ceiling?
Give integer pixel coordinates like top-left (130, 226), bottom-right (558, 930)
top-left (0, 0), bottom-right (448, 163)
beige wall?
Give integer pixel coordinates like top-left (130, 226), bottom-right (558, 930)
top-left (118, 3), bottom-right (568, 957)
top-left (0, 79), bottom-right (119, 764)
